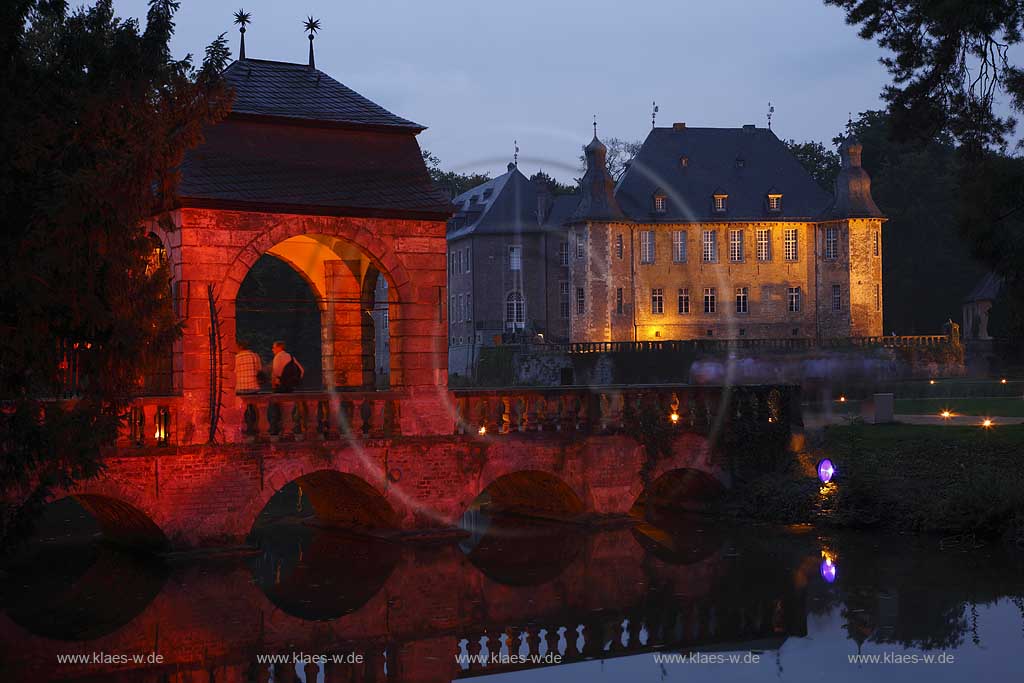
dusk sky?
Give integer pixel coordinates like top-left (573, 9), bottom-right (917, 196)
top-left (113, 0), bottom-right (894, 181)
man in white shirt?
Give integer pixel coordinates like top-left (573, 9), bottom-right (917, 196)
top-left (271, 341), bottom-right (305, 392)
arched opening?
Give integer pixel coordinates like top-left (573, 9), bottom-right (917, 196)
top-left (466, 470), bottom-right (585, 521)
top-left (234, 234), bottom-right (393, 392)
top-left (65, 494), bottom-right (168, 550)
top-left (630, 468), bottom-right (726, 520)
top-left (251, 470), bottom-right (398, 535)
top-left (459, 514), bottom-right (583, 586)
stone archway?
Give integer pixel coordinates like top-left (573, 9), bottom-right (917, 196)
top-left (468, 470), bottom-right (586, 521)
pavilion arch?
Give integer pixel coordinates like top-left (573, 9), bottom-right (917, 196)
top-left (248, 469), bottom-right (399, 536)
top-left (227, 229), bottom-right (404, 391)
top-left (51, 494), bottom-right (170, 551)
top-left (630, 468), bottom-right (726, 520)
top-left (467, 470), bottom-right (586, 522)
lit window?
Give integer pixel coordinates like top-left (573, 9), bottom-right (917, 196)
top-left (702, 230), bottom-right (718, 263)
top-left (651, 288), bottom-right (664, 314)
top-left (825, 226), bottom-right (839, 259)
top-left (768, 194), bottom-right (782, 211)
top-left (576, 232), bottom-right (586, 259)
top-left (729, 229), bottom-right (744, 262)
top-left (672, 230), bottom-right (687, 263)
top-left (784, 228), bottom-right (799, 261)
top-left (559, 281), bottom-right (570, 319)
top-left (505, 291), bottom-right (525, 327)
top-left (678, 288), bottom-right (690, 315)
top-left (559, 241), bottom-right (569, 266)
top-left (654, 194), bottom-right (667, 213)
top-left (576, 287), bottom-right (585, 315)
top-left (832, 284), bottom-right (841, 311)
top-left (616, 287), bottom-right (624, 315)
top-left (640, 230), bottom-right (656, 264)
top-left (704, 287), bottom-right (717, 314)
top-left (616, 234), bottom-right (624, 259)
top-left (713, 194), bottom-right (728, 212)
top-left (735, 286), bottom-right (749, 314)
top-left (788, 286), bottom-right (801, 312)
top-left (509, 245), bottom-right (522, 271)
top-left (756, 228), bottom-right (771, 261)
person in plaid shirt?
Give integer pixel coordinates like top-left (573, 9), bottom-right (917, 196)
top-left (235, 340), bottom-right (262, 394)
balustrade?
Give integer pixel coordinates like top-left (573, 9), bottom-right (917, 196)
top-left (238, 391), bottom-right (402, 442)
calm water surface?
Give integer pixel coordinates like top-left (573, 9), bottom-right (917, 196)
top-left (1, 504), bottom-right (1023, 682)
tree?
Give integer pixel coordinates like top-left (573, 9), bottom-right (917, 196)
top-left (577, 137), bottom-right (642, 180)
top-left (421, 149), bottom-right (492, 198)
top-left (783, 139), bottom-right (841, 191)
top-left (530, 170), bottom-right (577, 195)
top-left (829, 1), bottom-right (1024, 344)
top-left (0, 0), bottom-right (232, 545)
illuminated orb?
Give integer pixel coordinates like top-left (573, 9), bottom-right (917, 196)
top-left (940, 410), bottom-right (952, 420)
top-left (1001, 378), bottom-right (1008, 384)
top-left (820, 557), bottom-right (837, 583)
top-left (478, 425), bottom-right (487, 435)
top-left (669, 412), bottom-right (680, 424)
top-left (816, 459), bottom-right (835, 484)
top-left (982, 419), bottom-right (994, 429)
top-left (929, 379), bottom-right (936, 385)
top-left (838, 395), bottom-right (847, 403)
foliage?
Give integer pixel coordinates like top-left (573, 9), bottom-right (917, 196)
top-left (474, 346), bottom-right (517, 387)
top-left (529, 170), bottom-right (576, 196)
top-left (828, 2), bottom-right (1024, 348)
top-left (421, 149), bottom-right (492, 198)
top-left (577, 137), bottom-right (642, 180)
top-left (783, 139), bottom-right (840, 190)
top-left (0, 0), bottom-right (232, 545)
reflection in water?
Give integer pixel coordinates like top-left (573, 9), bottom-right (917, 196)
top-left (1, 512), bottom-right (1024, 681)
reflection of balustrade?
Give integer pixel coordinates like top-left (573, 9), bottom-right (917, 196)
top-left (452, 385), bottom-right (797, 437)
top-left (238, 391), bottom-right (402, 442)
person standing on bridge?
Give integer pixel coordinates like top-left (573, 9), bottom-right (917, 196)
top-left (234, 340), bottom-right (263, 394)
top-left (272, 341), bottom-right (304, 393)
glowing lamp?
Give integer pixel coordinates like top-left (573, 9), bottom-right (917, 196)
top-left (929, 379), bottom-right (936, 385)
top-left (820, 555), bottom-right (837, 583)
top-left (669, 412), bottom-right (680, 424)
top-left (838, 395), bottom-right (847, 403)
top-left (940, 410), bottom-right (952, 420)
top-left (1001, 378), bottom-right (1008, 384)
top-left (154, 406), bottom-right (170, 446)
top-left (817, 458), bottom-right (835, 484)
top-left (478, 425), bottom-right (487, 435)
top-left (982, 418), bottom-right (994, 429)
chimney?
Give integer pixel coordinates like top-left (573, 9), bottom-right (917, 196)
top-left (535, 180), bottom-right (553, 224)
top-left (672, 122), bottom-right (686, 131)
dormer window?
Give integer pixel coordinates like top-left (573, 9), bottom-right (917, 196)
top-left (482, 188), bottom-right (493, 199)
top-left (713, 194), bottom-right (728, 213)
top-left (735, 157), bottom-right (745, 168)
top-left (680, 156), bottom-right (689, 168)
top-left (768, 193), bottom-right (782, 212)
top-left (654, 194), bottom-right (667, 213)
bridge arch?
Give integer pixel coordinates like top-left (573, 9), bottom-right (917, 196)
top-left (630, 468), bottom-right (726, 520)
top-left (247, 469), bottom-right (398, 537)
top-left (468, 470), bottom-right (585, 521)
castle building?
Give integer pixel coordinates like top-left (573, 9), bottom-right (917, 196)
top-left (446, 164), bottom-right (577, 376)
top-left (569, 123), bottom-right (885, 343)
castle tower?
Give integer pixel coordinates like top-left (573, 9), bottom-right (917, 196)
top-left (568, 134), bottom-right (631, 343)
top-left (821, 134), bottom-right (886, 338)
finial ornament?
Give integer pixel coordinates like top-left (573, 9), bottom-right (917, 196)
top-left (304, 16), bottom-right (321, 68)
top-left (652, 101), bottom-right (659, 129)
top-left (847, 112), bottom-right (854, 135)
top-left (514, 139), bottom-right (519, 167)
top-left (593, 114), bottom-right (597, 138)
top-left (233, 9), bottom-right (251, 60)
top-left (767, 101), bottom-right (775, 130)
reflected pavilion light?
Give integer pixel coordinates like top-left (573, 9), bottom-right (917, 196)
top-left (982, 418), bottom-right (994, 429)
top-left (940, 410), bottom-right (953, 420)
top-left (820, 552), bottom-right (837, 583)
top-left (817, 458), bottom-right (835, 484)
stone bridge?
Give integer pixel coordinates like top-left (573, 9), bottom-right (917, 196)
top-left (0, 524), bottom-right (812, 682)
top-left (31, 384), bottom-right (798, 550)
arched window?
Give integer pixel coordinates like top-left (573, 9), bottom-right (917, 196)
top-left (505, 291), bottom-right (525, 329)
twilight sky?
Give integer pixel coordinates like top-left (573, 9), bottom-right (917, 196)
top-left (113, 0), bottom-right (892, 182)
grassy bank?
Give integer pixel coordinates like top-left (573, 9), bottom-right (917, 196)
top-left (726, 423), bottom-right (1024, 539)
top-left (826, 396), bottom-right (1024, 417)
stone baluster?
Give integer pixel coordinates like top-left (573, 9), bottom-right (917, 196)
top-left (291, 398), bottom-right (307, 438)
top-left (243, 402), bottom-right (259, 441)
top-left (339, 398), bottom-right (355, 437)
top-left (316, 400), bottom-right (330, 439)
top-left (358, 397), bottom-right (373, 436)
top-left (266, 400), bottom-right (282, 438)
top-left (545, 627), bottom-right (561, 657)
top-left (369, 398), bottom-right (386, 437)
top-left (383, 399), bottom-right (399, 436)
top-left (455, 396), bottom-right (467, 434)
top-left (488, 397), bottom-right (503, 435)
top-left (500, 396), bottom-right (512, 434)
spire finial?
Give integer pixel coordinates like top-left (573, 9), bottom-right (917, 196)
top-left (767, 101), bottom-right (775, 130)
top-left (593, 114), bottom-right (597, 139)
top-left (652, 100), bottom-right (659, 129)
top-left (233, 9), bottom-right (251, 60)
top-left (304, 16), bottom-right (321, 68)
top-left (513, 139), bottom-right (519, 167)
top-left (846, 112), bottom-right (854, 135)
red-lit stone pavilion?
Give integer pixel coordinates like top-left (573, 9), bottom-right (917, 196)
top-left (148, 57), bottom-right (452, 441)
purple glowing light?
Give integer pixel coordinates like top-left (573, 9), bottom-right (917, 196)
top-left (817, 459), bottom-right (835, 484)
top-left (820, 557), bottom-right (837, 583)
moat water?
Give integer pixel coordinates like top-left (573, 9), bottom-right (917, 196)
top-left (2, 501), bottom-right (1023, 682)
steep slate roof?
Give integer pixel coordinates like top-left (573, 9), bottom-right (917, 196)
top-left (825, 135), bottom-right (885, 219)
top-left (572, 136), bottom-right (626, 222)
top-left (176, 59), bottom-right (449, 218)
top-left (222, 59), bottom-right (422, 130)
top-left (615, 126), bottom-right (833, 222)
top-left (964, 272), bottom-right (1003, 303)
top-left (448, 165), bottom-right (577, 239)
